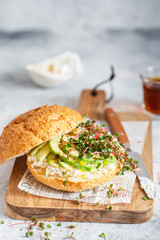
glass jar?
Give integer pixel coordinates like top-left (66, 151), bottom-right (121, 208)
top-left (141, 67), bottom-right (160, 116)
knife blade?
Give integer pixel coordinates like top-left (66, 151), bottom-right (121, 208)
top-left (105, 108), bottom-right (155, 199)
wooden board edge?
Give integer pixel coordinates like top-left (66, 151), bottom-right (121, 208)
top-left (5, 201), bottom-right (153, 223)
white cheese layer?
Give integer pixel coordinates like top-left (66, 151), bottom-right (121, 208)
top-left (27, 155), bottom-right (117, 181)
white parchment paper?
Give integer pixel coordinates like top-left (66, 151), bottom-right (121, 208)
top-left (18, 121), bottom-right (149, 204)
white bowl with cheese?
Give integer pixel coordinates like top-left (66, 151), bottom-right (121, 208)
top-left (26, 51), bottom-right (83, 88)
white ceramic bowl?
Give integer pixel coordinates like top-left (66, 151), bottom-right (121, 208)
top-left (26, 52), bottom-right (83, 88)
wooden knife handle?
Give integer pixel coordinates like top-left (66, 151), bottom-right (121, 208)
top-left (105, 108), bottom-right (130, 144)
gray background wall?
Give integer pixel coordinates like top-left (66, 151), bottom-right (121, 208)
top-left (0, 0), bottom-right (160, 127)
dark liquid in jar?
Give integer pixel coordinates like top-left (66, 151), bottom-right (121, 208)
top-left (143, 77), bottom-right (160, 114)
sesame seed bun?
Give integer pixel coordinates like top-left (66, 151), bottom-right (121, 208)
top-left (0, 105), bottom-right (83, 164)
top-left (27, 161), bottom-right (120, 192)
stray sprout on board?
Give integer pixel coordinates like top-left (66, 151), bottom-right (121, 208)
top-left (142, 196), bottom-right (148, 200)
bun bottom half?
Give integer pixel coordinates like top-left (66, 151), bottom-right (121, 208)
top-left (27, 161), bottom-right (120, 192)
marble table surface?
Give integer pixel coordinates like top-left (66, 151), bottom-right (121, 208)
top-left (0, 0), bottom-right (160, 239)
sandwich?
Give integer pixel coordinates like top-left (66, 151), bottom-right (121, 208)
top-left (0, 105), bottom-right (135, 192)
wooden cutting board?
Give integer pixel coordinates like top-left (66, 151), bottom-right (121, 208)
top-left (5, 90), bottom-right (153, 223)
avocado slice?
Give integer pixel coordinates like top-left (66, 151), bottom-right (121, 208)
top-left (69, 149), bottom-right (96, 164)
top-left (47, 152), bottom-right (59, 168)
top-left (62, 156), bottom-right (95, 172)
top-left (30, 142), bottom-right (47, 156)
top-left (69, 149), bottom-right (79, 158)
top-left (58, 159), bottom-right (73, 171)
top-left (36, 144), bottom-right (50, 161)
top-left (49, 136), bottom-right (62, 155)
top-left (60, 142), bottom-right (100, 165)
top-left (70, 152), bottom-right (103, 165)
top-left (49, 137), bottom-right (95, 172)
top-left (78, 157), bottom-right (96, 164)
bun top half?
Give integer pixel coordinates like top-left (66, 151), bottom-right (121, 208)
top-left (0, 105), bottom-right (83, 164)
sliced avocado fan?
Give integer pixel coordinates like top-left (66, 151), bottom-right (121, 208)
top-left (29, 135), bottom-right (116, 172)
top-left (49, 137), bottom-right (95, 172)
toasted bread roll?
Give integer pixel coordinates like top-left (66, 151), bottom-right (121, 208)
top-left (0, 105), bottom-right (83, 164)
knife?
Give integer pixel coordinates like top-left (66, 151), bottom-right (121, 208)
top-left (105, 108), bottom-right (155, 199)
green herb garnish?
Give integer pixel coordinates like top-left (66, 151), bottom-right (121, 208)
top-left (82, 114), bottom-right (88, 118)
top-left (70, 223), bottom-right (77, 229)
top-left (100, 233), bottom-right (107, 239)
top-left (44, 231), bottom-right (52, 237)
top-left (47, 224), bottom-right (52, 228)
top-left (142, 196), bottom-right (148, 200)
top-left (77, 197), bottom-right (80, 205)
top-left (9, 215), bottom-right (52, 239)
top-left (66, 232), bottom-right (74, 239)
top-left (26, 232), bottom-right (30, 237)
top-left (31, 215), bottom-right (37, 225)
top-left (39, 222), bottom-right (45, 230)
top-left (77, 193), bottom-right (85, 204)
top-left (114, 132), bottom-right (120, 137)
top-left (26, 231), bottom-right (33, 237)
top-left (63, 119), bottom-right (138, 175)
top-left (79, 193), bottom-right (82, 198)
top-left (63, 179), bottom-right (67, 187)
top-left (29, 225), bottom-right (33, 230)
